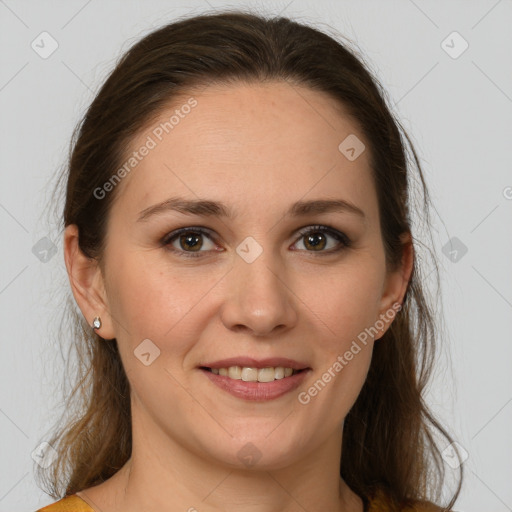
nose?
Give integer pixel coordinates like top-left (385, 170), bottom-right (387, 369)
top-left (220, 251), bottom-right (298, 337)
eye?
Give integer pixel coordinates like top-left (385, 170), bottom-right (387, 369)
top-left (292, 225), bottom-right (351, 254)
top-left (161, 224), bottom-right (351, 259)
top-left (161, 227), bottom-right (219, 258)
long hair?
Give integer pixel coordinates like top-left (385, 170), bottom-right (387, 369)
top-left (35, 9), bottom-right (463, 510)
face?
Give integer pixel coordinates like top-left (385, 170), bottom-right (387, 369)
top-left (76, 81), bottom-right (407, 470)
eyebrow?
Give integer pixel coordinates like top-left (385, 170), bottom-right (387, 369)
top-left (137, 196), bottom-right (366, 222)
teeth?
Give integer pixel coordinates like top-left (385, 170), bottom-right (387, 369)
top-left (209, 366), bottom-right (299, 382)
top-left (274, 366), bottom-right (285, 379)
top-left (228, 366), bottom-right (241, 379)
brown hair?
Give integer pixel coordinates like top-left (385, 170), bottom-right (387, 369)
top-left (36, 9), bottom-right (463, 509)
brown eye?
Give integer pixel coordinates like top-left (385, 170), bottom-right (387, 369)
top-left (293, 225), bottom-right (351, 254)
top-left (161, 225), bottom-right (350, 259)
top-left (303, 232), bottom-right (327, 251)
top-left (178, 232), bottom-right (203, 252)
top-left (162, 227), bottom-right (218, 258)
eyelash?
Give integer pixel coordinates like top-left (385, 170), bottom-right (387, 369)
top-left (161, 225), bottom-right (351, 259)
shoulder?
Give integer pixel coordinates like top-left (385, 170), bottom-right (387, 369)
top-left (35, 494), bottom-right (94, 512)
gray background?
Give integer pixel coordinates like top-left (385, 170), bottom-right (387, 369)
top-left (1, 1), bottom-right (511, 511)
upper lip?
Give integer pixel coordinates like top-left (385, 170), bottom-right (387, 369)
top-left (199, 357), bottom-right (310, 370)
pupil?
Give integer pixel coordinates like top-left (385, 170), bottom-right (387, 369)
top-left (181, 233), bottom-right (202, 251)
top-left (305, 233), bottom-right (325, 250)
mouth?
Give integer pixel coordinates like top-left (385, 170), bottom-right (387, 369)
top-left (199, 365), bottom-right (311, 401)
top-left (199, 366), bottom-right (308, 382)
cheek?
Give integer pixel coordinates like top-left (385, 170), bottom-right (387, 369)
top-left (295, 259), bottom-right (383, 405)
top-left (105, 251), bottom-right (200, 339)
top-left (295, 331), bottom-right (373, 437)
top-left (104, 251), bottom-right (226, 383)
top-left (298, 261), bottom-right (385, 346)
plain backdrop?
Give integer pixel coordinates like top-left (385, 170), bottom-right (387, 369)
top-left (0, 1), bottom-right (511, 511)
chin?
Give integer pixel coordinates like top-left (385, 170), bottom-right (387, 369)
top-left (198, 431), bottom-right (303, 471)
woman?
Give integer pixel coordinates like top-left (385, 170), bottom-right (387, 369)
top-left (34, 10), bottom-right (463, 512)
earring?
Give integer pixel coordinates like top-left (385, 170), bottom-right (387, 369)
top-left (92, 316), bottom-right (102, 330)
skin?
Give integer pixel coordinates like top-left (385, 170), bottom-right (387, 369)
top-left (64, 81), bottom-right (413, 512)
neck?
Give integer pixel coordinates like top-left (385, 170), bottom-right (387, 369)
top-left (78, 407), bottom-right (363, 512)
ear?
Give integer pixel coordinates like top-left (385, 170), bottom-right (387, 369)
top-left (375, 232), bottom-right (414, 340)
top-left (63, 224), bottom-right (116, 340)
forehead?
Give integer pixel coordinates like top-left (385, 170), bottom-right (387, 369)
top-left (112, 81), bottom-right (377, 223)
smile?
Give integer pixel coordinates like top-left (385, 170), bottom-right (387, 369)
top-left (202, 366), bottom-right (303, 382)
top-left (199, 366), bottom-right (311, 401)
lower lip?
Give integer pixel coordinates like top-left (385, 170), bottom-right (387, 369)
top-left (200, 368), bottom-right (311, 401)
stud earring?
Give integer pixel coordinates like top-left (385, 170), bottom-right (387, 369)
top-left (92, 316), bottom-right (102, 330)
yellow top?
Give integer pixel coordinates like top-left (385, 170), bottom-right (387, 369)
top-left (36, 495), bottom-right (93, 512)
top-left (35, 490), bottom-right (444, 511)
